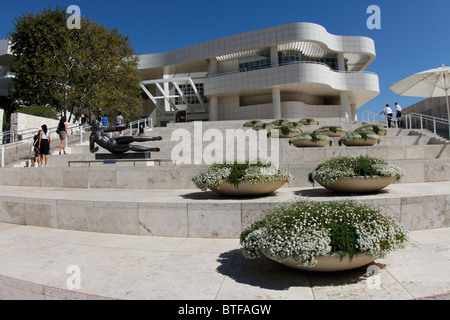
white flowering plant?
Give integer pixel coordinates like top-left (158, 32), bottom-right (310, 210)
top-left (308, 155), bottom-right (406, 185)
top-left (288, 132), bottom-right (332, 145)
top-left (338, 131), bottom-right (381, 146)
top-left (240, 200), bottom-right (409, 267)
top-left (192, 161), bottom-right (293, 191)
top-left (355, 124), bottom-right (386, 135)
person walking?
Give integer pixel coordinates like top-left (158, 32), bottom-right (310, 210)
top-left (116, 112), bottom-right (124, 136)
top-left (380, 104), bottom-right (393, 128)
top-left (57, 116), bottom-right (68, 154)
top-left (395, 102), bottom-right (403, 128)
top-left (102, 114), bottom-right (109, 127)
top-left (38, 124), bottom-right (50, 167)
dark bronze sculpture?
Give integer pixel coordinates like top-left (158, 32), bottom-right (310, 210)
top-left (89, 120), bottom-right (161, 154)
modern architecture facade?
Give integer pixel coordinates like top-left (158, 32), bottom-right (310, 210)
top-left (138, 22), bottom-right (380, 126)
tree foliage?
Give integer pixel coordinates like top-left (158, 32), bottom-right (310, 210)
top-left (8, 5), bottom-right (143, 122)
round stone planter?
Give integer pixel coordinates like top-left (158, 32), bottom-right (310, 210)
top-left (209, 180), bottom-right (287, 196)
top-left (254, 124), bottom-right (275, 131)
top-left (269, 130), bottom-right (301, 138)
top-left (378, 129), bottom-right (387, 136)
top-left (319, 130), bottom-right (347, 137)
top-left (279, 253), bottom-right (374, 272)
top-left (341, 138), bottom-right (379, 146)
top-left (301, 121), bottom-right (319, 126)
top-left (291, 139), bottom-right (329, 148)
top-left (279, 131), bottom-right (302, 138)
top-left (316, 175), bottom-right (398, 193)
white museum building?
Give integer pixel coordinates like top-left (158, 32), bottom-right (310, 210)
top-left (138, 22), bottom-right (380, 126)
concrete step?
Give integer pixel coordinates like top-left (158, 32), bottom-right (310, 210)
top-left (0, 182), bottom-right (448, 239)
top-left (1, 158), bottom-right (449, 190)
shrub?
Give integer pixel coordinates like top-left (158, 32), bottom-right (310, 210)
top-left (289, 132), bottom-right (332, 145)
top-left (192, 161), bottom-right (293, 191)
top-left (338, 131), bottom-right (381, 146)
top-left (308, 155), bottom-right (406, 185)
top-left (240, 200), bottom-right (409, 267)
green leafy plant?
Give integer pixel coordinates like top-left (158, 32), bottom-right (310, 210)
top-left (243, 120), bottom-right (262, 128)
top-left (315, 126), bottom-right (347, 134)
top-left (299, 118), bottom-right (319, 125)
top-left (192, 161), bottom-right (293, 191)
top-left (289, 132), bottom-right (332, 146)
top-left (355, 124), bottom-right (384, 135)
top-left (308, 155), bottom-right (406, 185)
top-left (240, 200), bottom-right (409, 267)
top-left (271, 119), bottom-right (289, 126)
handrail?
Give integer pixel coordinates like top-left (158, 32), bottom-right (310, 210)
top-left (1, 117), bottom-right (154, 167)
top-left (357, 109), bottom-right (449, 140)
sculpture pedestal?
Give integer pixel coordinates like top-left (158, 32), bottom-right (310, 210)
top-left (95, 152), bottom-right (151, 160)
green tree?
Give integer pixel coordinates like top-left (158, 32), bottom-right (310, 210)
top-left (8, 5), bottom-right (143, 122)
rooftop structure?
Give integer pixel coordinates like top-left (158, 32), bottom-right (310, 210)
top-left (138, 22), bottom-right (380, 126)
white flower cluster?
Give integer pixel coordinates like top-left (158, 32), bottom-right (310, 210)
top-left (339, 132), bottom-right (381, 142)
top-left (240, 200), bottom-right (409, 267)
top-left (192, 162), bottom-right (293, 191)
top-left (191, 166), bottom-right (232, 191)
top-left (289, 132), bottom-right (330, 142)
top-left (372, 163), bottom-right (406, 181)
top-left (243, 166), bottom-right (293, 184)
top-left (308, 156), bottom-right (406, 185)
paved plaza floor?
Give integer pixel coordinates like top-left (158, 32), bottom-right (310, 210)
top-left (0, 222), bottom-right (449, 300)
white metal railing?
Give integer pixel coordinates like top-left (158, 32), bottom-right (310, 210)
top-left (128, 117), bottom-right (153, 135)
top-left (403, 113), bottom-right (449, 139)
top-left (357, 110), bottom-right (449, 139)
top-left (1, 122), bottom-right (90, 167)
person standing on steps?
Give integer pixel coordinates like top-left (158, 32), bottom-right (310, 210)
top-left (38, 124), bottom-right (50, 167)
top-left (57, 116), bottom-right (68, 154)
top-left (380, 104), bottom-right (393, 128)
top-left (395, 102), bottom-right (403, 128)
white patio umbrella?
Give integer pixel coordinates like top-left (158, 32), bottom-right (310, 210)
top-left (388, 64), bottom-right (450, 137)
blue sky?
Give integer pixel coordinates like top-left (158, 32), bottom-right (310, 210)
top-left (1, 0), bottom-right (449, 115)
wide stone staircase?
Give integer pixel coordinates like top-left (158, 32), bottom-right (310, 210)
top-left (0, 118), bottom-right (449, 238)
top-left (0, 118), bottom-right (449, 300)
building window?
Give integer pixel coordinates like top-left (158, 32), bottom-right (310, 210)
top-left (239, 53), bottom-right (271, 72)
top-left (278, 50), bottom-right (302, 65)
top-left (301, 55), bottom-right (339, 71)
top-left (175, 83), bottom-right (205, 105)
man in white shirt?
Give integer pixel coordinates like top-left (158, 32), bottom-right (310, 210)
top-left (380, 104), bottom-right (393, 128)
top-left (395, 103), bottom-right (403, 127)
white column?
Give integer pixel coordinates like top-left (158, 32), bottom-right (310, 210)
top-left (351, 104), bottom-right (357, 121)
top-left (209, 58), bottom-right (217, 76)
top-left (272, 87), bottom-right (281, 119)
top-left (163, 66), bottom-right (171, 112)
top-left (340, 92), bottom-right (351, 120)
top-left (270, 45), bottom-right (278, 67)
top-left (209, 96), bottom-right (218, 121)
top-left (337, 53), bottom-right (346, 71)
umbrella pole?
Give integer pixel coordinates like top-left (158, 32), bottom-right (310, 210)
top-left (446, 89), bottom-right (450, 140)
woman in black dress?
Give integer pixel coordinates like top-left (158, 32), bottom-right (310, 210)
top-left (38, 124), bottom-right (51, 167)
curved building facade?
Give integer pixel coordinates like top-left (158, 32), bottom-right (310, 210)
top-left (138, 22), bottom-right (380, 125)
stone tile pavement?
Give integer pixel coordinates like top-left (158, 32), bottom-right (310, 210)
top-left (0, 222), bottom-right (448, 300)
